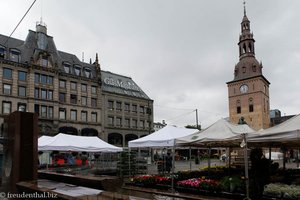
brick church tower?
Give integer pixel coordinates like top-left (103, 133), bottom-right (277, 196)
top-left (227, 4), bottom-right (270, 130)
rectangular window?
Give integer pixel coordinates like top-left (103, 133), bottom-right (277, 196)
top-left (34, 73), bottom-right (40, 83)
top-left (116, 102), bottom-right (122, 111)
top-left (59, 108), bottom-right (66, 120)
top-left (91, 98), bottom-right (97, 108)
top-left (81, 111), bottom-right (87, 122)
top-left (3, 68), bottom-right (12, 79)
top-left (91, 112), bottom-right (97, 123)
top-left (81, 96), bottom-right (87, 106)
top-left (132, 119), bottom-right (137, 128)
top-left (71, 110), bottom-right (77, 121)
top-left (41, 74), bottom-right (47, 84)
top-left (41, 57), bottom-right (48, 67)
top-left (125, 118), bottom-right (130, 127)
top-left (71, 82), bottom-right (77, 91)
top-left (132, 104), bottom-right (137, 113)
top-left (108, 100), bottom-right (114, 110)
top-left (125, 103), bottom-right (130, 112)
top-left (34, 104), bottom-right (39, 114)
top-left (140, 106), bottom-right (145, 114)
top-left (48, 90), bottom-right (53, 100)
top-left (91, 86), bottom-right (97, 94)
top-left (3, 84), bottom-right (11, 95)
top-left (41, 89), bottom-right (47, 99)
top-left (2, 101), bottom-right (11, 114)
top-left (70, 94), bottom-right (77, 104)
top-left (108, 116), bottom-right (114, 126)
top-left (18, 86), bottom-right (26, 97)
top-left (59, 80), bottom-right (66, 88)
top-left (48, 76), bottom-right (53, 85)
top-left (18, 71), bottom-right (27, 81)
top-left (48, 106), bottom-right (53, 118)
top-left (59, 93), bottom-right (66, 103)
top-left (140, 120), bottom-right (145, 128)
top-left (81, 84), bottom-right (87, 92)
top-left (116, 117), bottom-right (122, 127)
top-left (35, 88), bottom-right (39, 98)
top-left (41, 105), bottom-right (47, 118)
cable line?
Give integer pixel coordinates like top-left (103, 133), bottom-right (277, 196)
top-left (4, 0), bottom-right (37, 45)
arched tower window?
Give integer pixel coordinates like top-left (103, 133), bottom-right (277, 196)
top-left (243, 43), bottom-right (247, 54)
top-left (236, 100), bottom-right (241, 114)
top-left (248, 43), bottom-right (252, 52)
top-left (249, 98), bottom-right (254, 112)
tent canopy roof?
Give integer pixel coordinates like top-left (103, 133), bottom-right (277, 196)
top-left (38, 133), bottom-right (122, 152)
top-left (176, 118), bottom-right (255, 146)
top-left (128, 125), bottom-right (198, 148)
top-left (248, 114), bottom-right (300, 145)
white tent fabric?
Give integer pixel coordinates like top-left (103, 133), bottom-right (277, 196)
top-left (128, 125), bottom-right (198, 148)
top-left (176, 118), bottom-right (255, 145)
top-left (38, 133), bottom-right (123, 152)
top-left (248, 114), bottom-right (300, 143)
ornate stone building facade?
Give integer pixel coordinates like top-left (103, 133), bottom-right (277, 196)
top-left (0, 22), bottom-right (153, 147)
top-left (227, 7), bottom-right (270, 130)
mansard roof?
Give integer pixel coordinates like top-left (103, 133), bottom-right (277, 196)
top-left (0, 26), bottom-right (151, 100)
top-left (101, 70), bottom-right (151, 100)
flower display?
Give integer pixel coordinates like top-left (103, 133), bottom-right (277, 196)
top-left (177, 178), bottom-right (220, 192)
top-left (130, 175), bottom-right (171, 186)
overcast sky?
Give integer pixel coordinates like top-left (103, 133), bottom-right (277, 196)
top-left (1, 0), bottom-right (300, 128)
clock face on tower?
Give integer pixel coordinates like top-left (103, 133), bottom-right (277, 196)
top-left (240, 84), bottom-right (249, 93)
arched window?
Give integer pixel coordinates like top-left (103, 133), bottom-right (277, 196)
top-left (248, 43), bottom-right (252, 53)
top-left (236, 100), bottom-right (241, 114)
top-left (0, 45), bottom-right (6, 58)
top-left (10, 49), bottom-right (21, 62)
top-left (74, 65), bottom-right (81, 76)
top-left (243, 43), bottom-right (247, 54)
top-left (249, 98), bottom-right (254, 112)
top-left (84, 67), bottom-right (91, 78)
top-left (63, 62), bottom-right (71, 73)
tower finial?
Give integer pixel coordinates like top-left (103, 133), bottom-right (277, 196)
top-left (243, 0), bottom-right (246, 16)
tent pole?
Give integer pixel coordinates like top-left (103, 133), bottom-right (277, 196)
top-left (208, 147), bottom-right (211, 175)
top-left (297, 149), bottom-right (300, 168)
top-left (269, 147), bottom-right (272, 160)
top-left (243, 133), bottom-right (250, 200)
top-left (128, 148), bottom-right (131, 177)
top-left (189, 147), bottom-right (192, 171)
top-left (171, 145), bottom-right (175, 193)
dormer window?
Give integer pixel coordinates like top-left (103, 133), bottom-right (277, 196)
top-left (84, 68), bottom-right (91, 78)
top-left (63, 62), bottom-right (71, 73)
top-left (74, 65), bottom-right (81, 76)
top-left (10, 49), bottom-right (21, 62)
top-left (41, 56), bottom-right (48, 67)
top-left (0, 45), bottom-right (6, 59)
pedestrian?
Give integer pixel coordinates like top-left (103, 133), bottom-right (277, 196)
top-left (165, 152), bottom-right (172, 173)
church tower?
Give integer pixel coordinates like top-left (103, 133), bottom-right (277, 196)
top-left (227, 4), bottom-right (270, 130)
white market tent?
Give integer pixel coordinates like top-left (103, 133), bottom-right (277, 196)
top-left (176, 118), bottom-right (255, 146)
top-left (38, 133), bottom-right (123, 152)
top-left (128, 125), bottom-right (198, 148)
top-left (248, 114), bottom-right (300, 145)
